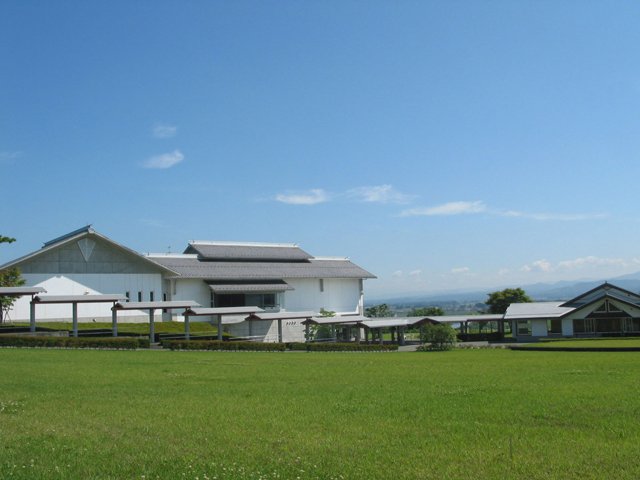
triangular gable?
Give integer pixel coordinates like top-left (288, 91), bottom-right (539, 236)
top-left (560, 282), bottom-right (640, 307)
top-left (560, 293), bottom-right (640, 319)
top-left (0, 228), bottom-right (177, 276)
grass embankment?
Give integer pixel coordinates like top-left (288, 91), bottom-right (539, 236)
top-left (1, 349), bottom-right (640, 479)
top-left (12, 321), bottom-right (217, 335)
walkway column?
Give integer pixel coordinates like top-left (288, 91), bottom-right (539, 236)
top-left (184, 314), bottom-right (190, 341)
top-left (149, 308), bottom-right (155, 343)
top-left (355, 326), bottom-right (360, 343)
top-left (277, 319), bottom-right (283, 343)
top-left (30, 301), bottom-right (36, 333)
top-left (379, 327), bottom-right (383, 345)
top-left (72, 302), bottom-right (78, 338)
top-left (399, 326), bottom-right (405, 346)
top-left (112, 309), bottom-right (118, 337)
top-left (331, 324), bottom-right (336, 342)
top-left (419, 324), bottom-right (424, 343)
top-left (305, 323), bottom-right (310, 343)
top-left (365, 329), bottom-right (369, 344)
top-left (217, 315), bottom-right (223, 341)
top-left (249, 318), bottom-right (254, 338)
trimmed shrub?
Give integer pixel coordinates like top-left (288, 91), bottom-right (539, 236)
top-left (0, 335), bottom-right (147, 350)
top-left (289, 343), bottom-right (308, 351)
top-left (421, 324), bottom-right (457, 350)
top-left (166, 340), bottom-right (286, 352)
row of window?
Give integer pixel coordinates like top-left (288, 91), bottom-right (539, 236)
top-left (516, 317), bottom-right (640, 335)
top-left (215, 293), bottom-right (281, 309)
top-left (124, 291), bottom-right (157, 302)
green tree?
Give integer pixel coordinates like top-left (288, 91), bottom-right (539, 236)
top-left (408, 306), bottom-right (445, 317)
top-left (485, 288), bottom-right (533, 314)
top-left (311, 309), bottom-right (335, 339)
top-left (364, 303), bottom-right (392, 318)
top-left (420, 323), bottom-right (457, 350)
top-left (0, 235), bottom-right (26, 323)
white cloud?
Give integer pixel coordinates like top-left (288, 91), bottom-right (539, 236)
top-left (348, 185), bottom-right (415, 204)
top-left (532, 259), bottom-right (552, 272)
top-left (451, 267), bottom-right (470, 274)
top-left (399, 201), bottom-right (486, 217)
top-left (410, 270), bottom-right (422, 276)
top-left (276, 189), bottom-right (329, 205)
top-left (153, 124), bottom-right (177, 138)
top-left (143, 150), bottom-right (185, 169)
top-left (519, 265), bottom-right (532, 272)
top-left (392, 270), bottom-right (403, 277)
top-left (499, 210), bottom-right (607, 221)
top-left (498, 268), bottom-right (509, 276)
top-left (557, 256), bottom-right (632, 271)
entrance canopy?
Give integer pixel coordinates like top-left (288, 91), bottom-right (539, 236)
top-left (0, 286), bottom-right (46, 297)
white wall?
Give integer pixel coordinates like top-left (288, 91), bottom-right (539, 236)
top-left (531, 319), bottom-right (548, 337)
top-left (8, 273), bottom-right (164, 323)
top-left (284, 278), bottom-right (362, 314)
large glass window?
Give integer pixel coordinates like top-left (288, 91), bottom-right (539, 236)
top-left (217, 293), bottom-right (281, 309)
top-left (547, 319), bottom-right (562, 334)
top-left (595, 317), bottom-right (622, 333)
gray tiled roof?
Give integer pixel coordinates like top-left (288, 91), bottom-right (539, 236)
top-left (149, 257), bottom-right (376, 280)
top-left (504, 302), bottom-right (573, 319)
top-left (184, 243), bottom-right (313, 260)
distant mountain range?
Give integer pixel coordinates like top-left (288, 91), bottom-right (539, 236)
top-left (368, 270), bottom-right (640, 306)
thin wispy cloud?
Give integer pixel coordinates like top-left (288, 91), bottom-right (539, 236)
top-left (348, 185), bottom-right (415, 204)
top-left (392, 270), bottom-right (403, 277)
top-left (276, 189), bottom-right (329, 205)
top-left (517, 256), bottom-right (640, 275)
top-left (410, 270), bottom-right (422, 276)
top-left (400, 201), bottom-right (486, 217)
top-left (451, 267), bottom-right (470, 274)
top-left (143, 150), bottom-right (185, 169)
top-left (0, 151), bottom-right (23, 162)
top-left (400, 200), bottom-right (605, 221)
top-left (153, 124), bottom-right (177, 138)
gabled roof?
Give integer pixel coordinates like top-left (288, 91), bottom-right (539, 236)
top-left (561, 282), bottom-right (640, 306)
top-left (504, 302), bottom-right (573, 320)
top-left (185, 241), bottom-right (313, 261)
top-left (0, 227), bottom-right (178, 275)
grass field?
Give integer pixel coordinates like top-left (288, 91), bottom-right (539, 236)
top-left (529, 339), bottom-right (640, 348)
top-left (2, 349), bottom-right (640, 479)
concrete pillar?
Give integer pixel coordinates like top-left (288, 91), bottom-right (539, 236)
top-left (419, 324), bottom-right (424, 343)
top-left (72, 302), bottom-right (78, 338)
top-left (305, 323), bottom-right (310, 343)
top-left (379, 327), bottom-right (384, 345)
top-left (217, 315), bottom-right (223, 341)
top-left (355, 326), bottom-right (360, 343)
top-left (112, 309), bottom-right (118, 337)
top-left (249, 318), bottom-right (254, 337)
top-left (149, 309), bottom-right (155, 343)
top-left (30, 301), bottom-right (36, 333)
top-left (184, 314), bottom-right (190, 341)
top-left (331, 324), bottom-right (336, 342)
top-left (399, 326), bottom-right (405, 346)
top-left (278, 319), bottom-right (283, 343)
top-left (365, 328), bottom-right (369, 344)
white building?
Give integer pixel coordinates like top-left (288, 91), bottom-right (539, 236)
top-left (505, 282), bottom-right (640, 340)
top-left (1, 227), bottom-right (376, 342)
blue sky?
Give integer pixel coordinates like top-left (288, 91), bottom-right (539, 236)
top-left (2, 1), bottom-right (640, 299)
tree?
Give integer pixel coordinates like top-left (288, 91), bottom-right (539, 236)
top-left (419, 323), bottom-right (457, 350)
top-left (0, 235), bottom-right (26, 323)
top-left (408, 306), bottom-right (445, 317)
top-left (485, 288), bottom-right (533, 314)
top-left (311, 309), bottom-right (335, 339)
top-left (364, 303), bottom-right (392, 318)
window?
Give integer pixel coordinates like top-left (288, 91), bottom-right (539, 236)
top-left (319, 279), bottom-right (324, 292)
top-left (149, 291), bottom-right (154, 302)
top-left (547, 319), bottom-right (562, 335)
top-left (138, 292), bottom-right (142, 302)
top-left (608, 303), bottom-right (622, 313)
top-left (517, 320), bottom-right (531, 336)
top-left (573, 318), bottom-right (595, 334)
top-left (125, 292), bottom-right (130, 302)
top-left (217, 293), bottom-right (281, 309)
top-left (594, 303), bottom-right (607, 313)
top-left (595, 317), bottom-right (622, 333)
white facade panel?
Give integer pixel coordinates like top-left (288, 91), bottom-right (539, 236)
top-left (7, 273), bottom-right (164, 323)
top-left (531, 319), bottom-right (548, 337)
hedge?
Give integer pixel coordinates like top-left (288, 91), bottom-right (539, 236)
top-left (304, 343), bottom-right (398, 352)
top-left (0, 335), bottom-right (149, 349)
top-left (165, 340), bottom-right (286, 352)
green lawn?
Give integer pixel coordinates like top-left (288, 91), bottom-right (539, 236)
top-left (529, 339), bottom-right (640, 348)
top-left (1, 349), bottom-right (640, 479)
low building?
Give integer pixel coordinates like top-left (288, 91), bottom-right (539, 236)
top-left (1, 227), bottom-right (376, 342)
top-left (505, 282), bottom-right (640, 340)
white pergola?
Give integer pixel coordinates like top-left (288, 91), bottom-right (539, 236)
top-left (0, 286), bottom-right (46, 327)
top-left (112, 301), bottom-right (201, 342)
top-left (30, 294), bottom-right (126, 337)
top-left (183, 306), bottom-right (265, 341)
top-left (302, 315), bottom-right (369, 343)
